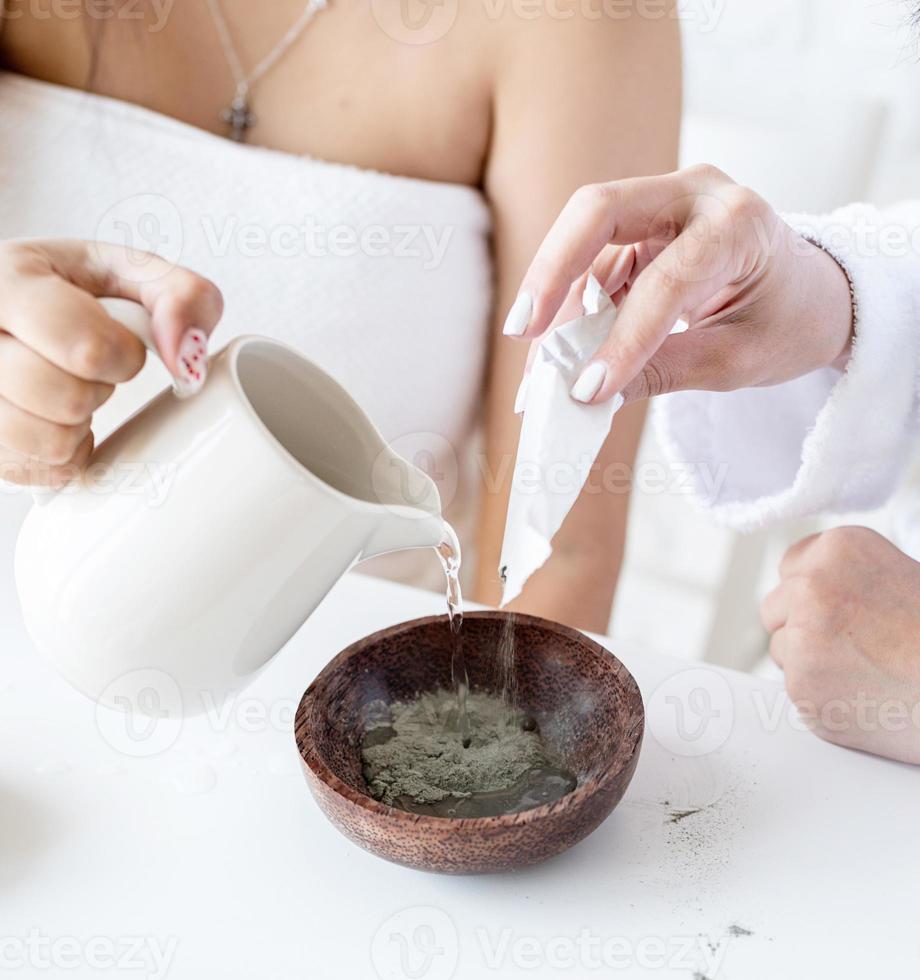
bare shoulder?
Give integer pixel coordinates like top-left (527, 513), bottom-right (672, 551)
top-left (477, 2), bottom-right (682, 195)
top-left (461, 0), bottom-right (683, 87)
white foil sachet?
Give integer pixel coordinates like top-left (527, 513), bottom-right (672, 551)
top-left (499, 274), bottom-right (624, 606)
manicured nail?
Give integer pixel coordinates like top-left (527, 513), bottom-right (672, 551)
top-left (571, 362), bottom-right (607, 403)
top-left (173, 328), bottom-right (209, 398)
top-left (502, 291), bottom-right (533, 337)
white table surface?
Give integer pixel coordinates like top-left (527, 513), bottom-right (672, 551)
top-left (0, 496), bottom-right (917, 980)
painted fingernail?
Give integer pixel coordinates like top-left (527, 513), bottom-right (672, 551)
top-left (502, 291), bottom-right (533, 337)
top-left (571, 362), bottom-right (607, 403)
top-left (173, 328), bottom-right (209, 398)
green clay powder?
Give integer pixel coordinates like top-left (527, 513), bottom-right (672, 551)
top-left (361, 689), bottom-right (576, 819)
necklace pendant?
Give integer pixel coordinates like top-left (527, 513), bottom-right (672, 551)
top-left (208, 0), bottom-right (331, 145)
top-left (221, 91), bottom-right (256, 143)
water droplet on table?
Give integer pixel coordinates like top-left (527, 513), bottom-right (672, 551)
top-left (161, 762), bottom-right (218, 795)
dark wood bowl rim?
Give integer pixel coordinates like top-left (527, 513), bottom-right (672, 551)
top-left (294, 611), bottom-right (644, 832)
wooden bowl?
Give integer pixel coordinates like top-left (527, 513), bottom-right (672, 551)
top-left (295, 611), bottom-right (643, 874)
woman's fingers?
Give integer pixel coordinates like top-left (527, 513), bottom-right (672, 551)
top-left (0, 238), bottom-right (224, 487)
top-left (503, 167), bottom-right (721, 341)
top-left (0, 431), bottom-right (94, 488)
top-left (761, 583), bottom-right (789, 635)
top-left (516, 244), bottom-right (642, 393)
top-left (0, 394), bottom-right (92, 466)
top-left (595, 243), bottom-right (641, 298)
top-left (0, 272), bottom-right (148, 385)
top-left (0, 333), bottom-right (113, 424)
top-left (768, 628), bottom-right (787, 670)
top-left (777, 533), bottom-right (823, 578)
top-left (80, 240), bottom-right (223, 379)
top-left (502, 165), bottom-right (788, 405)
top-left (0, 240), bottom-right (223, 383)
top-left (619, 322), bottom-right (755, 402)
top-left (571, 222), bottom-right (740, 402)
top-left (571, 184), bottom-right (773, 403)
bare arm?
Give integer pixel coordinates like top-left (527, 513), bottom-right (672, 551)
top-left (474, 8), bottom-right (681, 631)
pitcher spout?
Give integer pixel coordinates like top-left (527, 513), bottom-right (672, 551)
top-left (360, 451), bottom-right (445, 560)
top-left (361, 505), bottom-right (447, 561)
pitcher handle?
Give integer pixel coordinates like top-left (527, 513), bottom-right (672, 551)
top-left (97, 297), bottom-right (158, 351)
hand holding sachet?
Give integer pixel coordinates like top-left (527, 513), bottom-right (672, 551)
top-left (499, 275), bottom-right (624, 606)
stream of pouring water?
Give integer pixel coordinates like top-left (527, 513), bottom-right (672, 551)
top-left (436, 522), bottom-right (470, 746)
top-left (437, 525), bottom-right (519, 742)
top-left (361, 524), bottom-right (578, 818)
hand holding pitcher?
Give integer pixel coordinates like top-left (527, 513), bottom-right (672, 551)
top-left (0, 238), bottom-right (222, 486)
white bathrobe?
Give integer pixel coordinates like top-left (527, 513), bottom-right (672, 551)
top-left (655, 202), bottom-right (920, 532)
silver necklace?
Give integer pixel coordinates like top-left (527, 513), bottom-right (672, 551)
top-left (206, 0), bottom-right (329, 143)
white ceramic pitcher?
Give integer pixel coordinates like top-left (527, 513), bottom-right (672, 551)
top-left (15, 300), bottom-right (446, 714)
